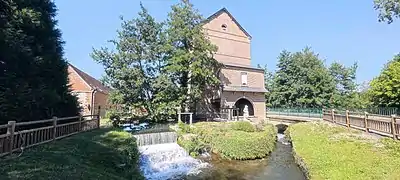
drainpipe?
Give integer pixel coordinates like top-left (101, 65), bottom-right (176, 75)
top-left (91, 88), bottom-right (97, 116)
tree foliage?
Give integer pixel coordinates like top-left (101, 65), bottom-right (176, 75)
top-left (374, 0), bottom-right (400, 24)
top-left (93, 0), bottom-right (221, 121)
top-left (165, 0), bottom-right (221, 112)
top-left (269, 48), bottom-right (335, 108)
top-left (329, 62), bottom-right (360, 108)
top-left (257, 64), bottom-right (273, 106)
top-left (369, 54), bottom-right (400, 107)
top-left (0, 0), bottom-right (79, 124)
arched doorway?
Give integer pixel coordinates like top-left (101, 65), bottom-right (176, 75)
top-left (233, 98), bottom-right (254, 116)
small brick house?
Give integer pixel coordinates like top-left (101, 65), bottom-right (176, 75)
top-left (67, 63), bottom-right (111, 117)
top-left (204, 8), bottom-right (267, 121)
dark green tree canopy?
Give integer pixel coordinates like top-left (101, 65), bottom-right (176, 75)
top-left (329, 62), bottom-right (359, 108)
top-left (0, 0), bottom-right (79, 124)
top-left (93, 0), bottom-right (221, 121)
top-left (165, 0), bottom-right (221, 112)
top-left (374, 0), bottom-right (400, 24)
top-left (269, 48), bottom-right (335, 108)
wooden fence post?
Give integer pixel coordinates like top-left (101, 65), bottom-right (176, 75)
top-left (78, 115), bottom-right (83, 132)
top-left (189, 113), bottom-right (193, 126)
top-left (345, 110), bottom-right (350, 127)
top-left (53, 116), bottom-right (57, 140)
top-left (7, 121), bottom-right (16, 153)
top-left (178, 113), bottom-right (181, 123)
top-left (391, 115), bottom-right (397, 140)
top-left (364, 112), bottom-right (369, 133)
top-left (331, 109), bottom-right (335, 123)
top-left (320, 108), bottom-right (323, 119)
top-left (97, 106), bottom-right (101, 129)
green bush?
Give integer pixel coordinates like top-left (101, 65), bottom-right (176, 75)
top-left (213, 125), bottom-right (276, 160)
top-left (178, 122), bottom-right (277, 160)
top-left (177, 121), bottom-right (192, 134)
top-left (177, 134), bottom-right (207, 157)
top-left (230, 121), bottom-right (256, 132)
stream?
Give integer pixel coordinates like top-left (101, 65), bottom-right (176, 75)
top-left (138, 132), bottom-right (305, 180)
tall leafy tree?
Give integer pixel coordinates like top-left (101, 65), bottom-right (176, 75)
top-left (369, 54), bottom-right (400, 107)
top-left (257, 64), bottom-right (273, 107)
top-left (165, 0), bottom-right (221, 112)
top-left (92, 4), bottom-right (172, 121)
top-left (329, 62), bottom-right (359, 108)
top-left (0, 0), bottom-right (79, 124)
top-left (374, 0), bottom-right (400, 24)
top-left (269, 48), bottom-right (335, 108)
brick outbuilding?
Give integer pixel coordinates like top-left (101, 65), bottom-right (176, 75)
top-left (67, 63), bottom-right (110, 117)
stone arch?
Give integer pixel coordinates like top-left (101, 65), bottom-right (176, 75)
top-left (233, 98), bottom-right (254, 116)
top-left (275, 124), bottom-right (289, 134)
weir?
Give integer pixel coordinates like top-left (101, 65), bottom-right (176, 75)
top-left (139, 143), bottom-right (208, 180)
top-left (133, 131), bottom-right (178, 146)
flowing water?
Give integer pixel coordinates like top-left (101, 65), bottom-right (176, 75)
top-left (133, 132), bottom-right (177, 146)
top-left (139, 143), bottom-right (209, 180)
top-left (191, 133), bottom-right (305, 180)
top-left (137, 132), bottom-right (305, 180)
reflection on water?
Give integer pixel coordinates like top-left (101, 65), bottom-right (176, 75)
top-left (189, 133), bottom-right (305, 180)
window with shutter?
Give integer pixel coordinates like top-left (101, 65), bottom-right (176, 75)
top-left (241, 72), bottom-right (247, 86)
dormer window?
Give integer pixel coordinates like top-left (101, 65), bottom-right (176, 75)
top-left (241, 72), bottom-right (247, 86)
top-left (221, 24), bottom-right (227, 31)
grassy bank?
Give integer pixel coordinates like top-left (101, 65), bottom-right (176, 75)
top-left (287, 121), bottom-right (400, 180)
top-left (177, 121), bottom-right (277, 160)
top-left (0, 128), bottom-right (144, 180)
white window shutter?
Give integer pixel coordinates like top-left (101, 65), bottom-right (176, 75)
top-left (241, 72), bottom-right (247, 86)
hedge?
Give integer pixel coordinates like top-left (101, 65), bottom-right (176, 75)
top-left (178, 121), bottom-right (277, 160)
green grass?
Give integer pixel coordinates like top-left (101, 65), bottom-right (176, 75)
top-left (287, 121), bottom-right (400, 180)
top-left (0, 128), bottom-right (144, 180)
top-left (177, 121), bottom-right (277, 160)
top-left (100, 118), bottom-right (112, 127)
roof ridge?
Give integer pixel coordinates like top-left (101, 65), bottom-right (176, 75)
top-left (204, 7), bottom-right (252, 39)
top-left (68, 63), bottom-right (111, 94)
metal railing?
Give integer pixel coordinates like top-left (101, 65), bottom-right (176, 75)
top-left (267, 108), bottom-right (323, 118)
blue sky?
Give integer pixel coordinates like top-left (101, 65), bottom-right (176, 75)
top-left (55, 0), bottom-right (399, 83)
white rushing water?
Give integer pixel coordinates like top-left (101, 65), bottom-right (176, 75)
top-left (277, 133), bottom-right (290, 145)
top-left (139, 143), bottom-right (209, 180)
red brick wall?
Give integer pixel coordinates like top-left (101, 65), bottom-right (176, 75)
top-left (67, 66), bottom-right (91, 92)
top-left (203, 11), bottom-right (251, 67)
top-left (93, 91), bottom-right (109, 117)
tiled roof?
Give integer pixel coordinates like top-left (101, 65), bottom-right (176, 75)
top-left (223, 86), bottom-right (267, 93)
top-left (68, 63), bottom-right (111, 94)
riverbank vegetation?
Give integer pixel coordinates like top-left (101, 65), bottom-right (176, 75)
top-left (287, 121), bottom-right (400, 180)
top-left (177, 121), bottom-right (276, 160)
top-left (0, 128), bottom-right (144, 180)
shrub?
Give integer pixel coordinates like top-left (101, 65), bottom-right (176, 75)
top-left (230, 121), bottom-right (256, 132)
top-left (177, 121), bottom-right (192, 134)
top-left (177, 134), bottom-right (207, 157)
top-left (213, 124), bottom-right (276, 160)
top-left (178, 122), bottom-right (277, 160)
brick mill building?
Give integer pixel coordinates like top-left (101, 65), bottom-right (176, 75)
top-left (204, 8), bottom-right (267, 121)
top-left (67, 63), bottom-right (110, 117)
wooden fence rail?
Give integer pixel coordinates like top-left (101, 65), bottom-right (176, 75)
top-left (323, 109), bottom-right (400, 140)
top-left (0, 108), bottom-right (101, 157)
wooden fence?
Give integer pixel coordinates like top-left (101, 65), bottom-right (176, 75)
top-left (323, 109), bottom-right (400, 140)
top-left (0, 114), bottom-right (100, 157)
